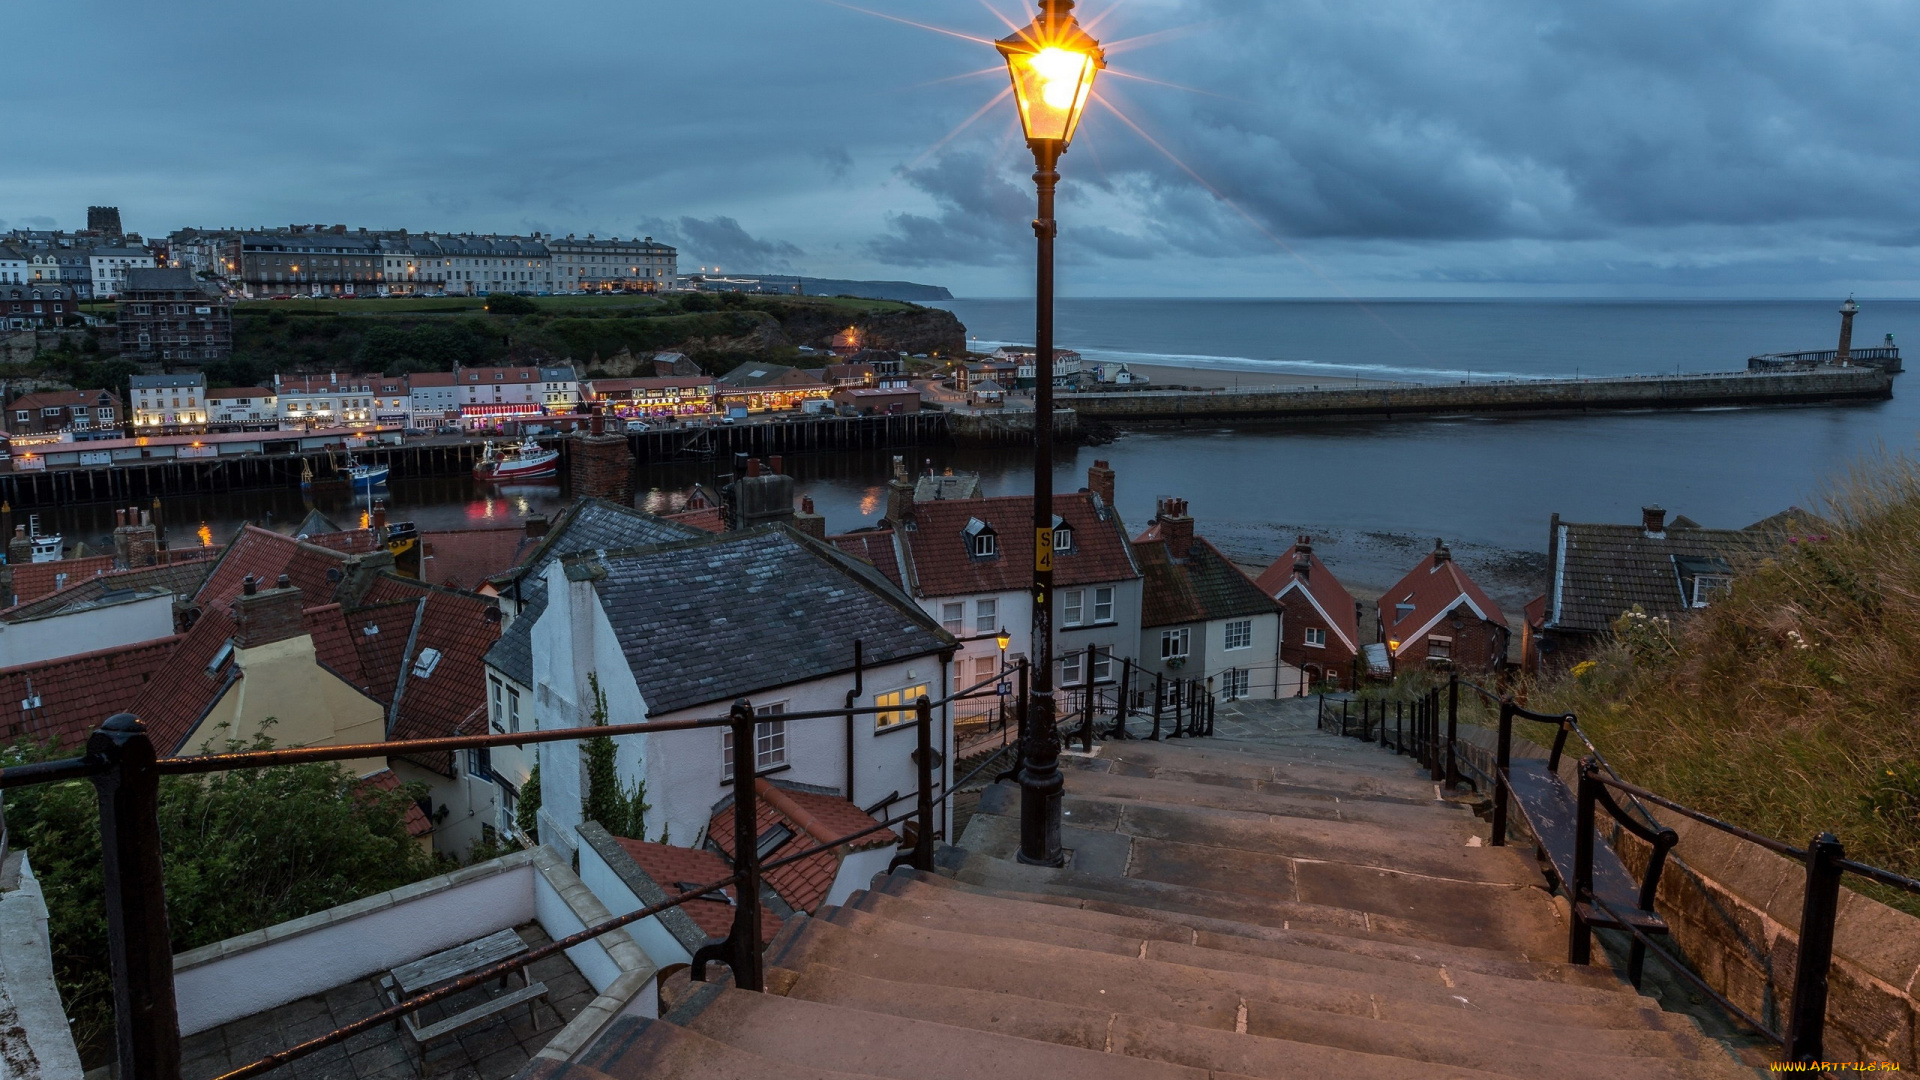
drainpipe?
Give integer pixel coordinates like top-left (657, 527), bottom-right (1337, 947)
top-left (844, 639), bottom-right (863, 804)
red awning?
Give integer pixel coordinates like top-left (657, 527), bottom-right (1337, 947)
top-left (460, 403), bottom-right (542, 417)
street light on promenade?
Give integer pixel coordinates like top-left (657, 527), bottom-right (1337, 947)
top-left (996, 0), bottom-right (1103, 867)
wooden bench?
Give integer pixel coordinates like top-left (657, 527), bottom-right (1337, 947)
top-left (1493, 705), bottom-right (1677, 985)
top-left (381, 927), bottom-right (554, 1064)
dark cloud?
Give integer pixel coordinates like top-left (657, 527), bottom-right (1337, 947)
top-left (637, 216), bottom-right (804, 272)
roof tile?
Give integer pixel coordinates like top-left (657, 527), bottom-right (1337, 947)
top-left (898, 494), bottom-right (1138, 598)
top-left (0, 637), bottom-right (181, 751)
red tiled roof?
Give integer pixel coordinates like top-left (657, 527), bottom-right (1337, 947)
top-left (1524, 592), bottom-right (1548, 630)
top-left (195, 526), bottom-right (358, 609)
top-left (380, 579), bottom-right (501, 775)
top-left (898, 493), bottom-right (1138, 598)
top-left (0, 637), bottom-right (181, 751)
top-left (207, 387), bottom-right (273, 399)
top-left (1130, 535), bottom-right (1277, 630)
top-left (8, 389), bottom-right (120, 413)
top-left (9, 554), bottom-right (118, 606)
top-left (341, 600), bottom-right (424, 703)
top-left (1377, 550), bottom-right (1509, 659)
top-left (408, 371), bottom-right (455, 387)
top-left (827, 531), bottom-right (902, 589)
top-left (662, 507), bottom-right (725, 534)
top-left (302, 529), bottom-right (381, 555)
top-left (304, 603), bottom-right (362, 685)
top-left (0, 554), bottom-right (214, 622)
top-left (358, 768), bottom-right (433, 838)
top-left (1256, 544), bottom-right (1360, 653)
top-left (131, 607), bottom-right (240, 755)
top-left (419, 527), bottom-right (535, 591)
top-left (613, 838), bottom-right (783, 943)
top-left (707, 779), bottom-right (893, 915)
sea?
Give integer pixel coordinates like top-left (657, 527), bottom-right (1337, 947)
top-left (41, 299), bottom-right (1920, 605)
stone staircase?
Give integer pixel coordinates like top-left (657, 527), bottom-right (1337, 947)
top-left (521, 701), bottom-right (1761, 1079)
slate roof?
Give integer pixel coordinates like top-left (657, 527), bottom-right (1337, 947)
top-left (1542, 513), bottom-right (1786, 634)
top-left (896, 493), bottom-right (1138, 599)
top-left (1130, 535), bottom-right (1277, 630)
top-left (122, 267), bottom-right (210, 295)
top-left (611, 838), bottom-right (783, 944)
top-left (419, 526), bottom-right (535, 591)
top-left (716, 363), bottom-right (825, 390)
top-left (0, 637), bottom-right (181, 751)
top-left (1255, 543), bottom-right (1360, 654)
top-left (572, 525), bottom-right (951, 716)
top-left (1378, 548), bottom-right (1508, 659)
top-left (707, 778), bottom-right (893, 915)
top-left (9, 555), bottom-right (118, 606)
top-left (0, 555), bottom-right (214, 623)
top-left (913, 473), bottom-right (981, 502)
top-left (482, 499), bottom-right (705, 687)
top-left (660, 507), bottom-right (725, 534)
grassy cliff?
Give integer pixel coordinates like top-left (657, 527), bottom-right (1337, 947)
top-left (1522, 457), bottom-right (1920, 905)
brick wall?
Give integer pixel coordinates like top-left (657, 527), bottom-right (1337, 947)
top-left (232, 585), bottom-right (307, 648)
top-left (1391, 605), bottom-right (1507, 676)
top-left (1277, 590), bottom-right (1354, 689)
top-left (568, 434), bottom-right (634, 504)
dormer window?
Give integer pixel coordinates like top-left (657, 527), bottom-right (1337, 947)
top-left (1395, 597), bottom-right (1415, 623)
top-left (964, 517), bottom-right (998, 558)
top-left (1051, 514), bottom-right (1073, 552)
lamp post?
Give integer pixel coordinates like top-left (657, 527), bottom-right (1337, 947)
top-left (997, 0), bottom-right (1103, 867)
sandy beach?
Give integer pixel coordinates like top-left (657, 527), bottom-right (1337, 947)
top-left (1123, 362), bottom-right (1388, 390)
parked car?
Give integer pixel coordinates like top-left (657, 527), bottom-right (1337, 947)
top-left (403, 427), bottom-right (431, 437)
top-left (624, 420), bottom-right (651, 433)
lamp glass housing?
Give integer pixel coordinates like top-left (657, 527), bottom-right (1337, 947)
top-left (996, 9), bottom-right (1104, 146)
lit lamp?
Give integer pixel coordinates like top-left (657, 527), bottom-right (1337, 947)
top-left (996, 0), bottom-right (1102, 869)
top-left (997, 626), bottom-right (1012, 669)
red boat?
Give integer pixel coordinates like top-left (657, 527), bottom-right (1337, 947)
top-left (473, 438), bottom-right (560, 482)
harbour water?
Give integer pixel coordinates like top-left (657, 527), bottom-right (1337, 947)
top-left (34, 299), bottom-right (1920, 610)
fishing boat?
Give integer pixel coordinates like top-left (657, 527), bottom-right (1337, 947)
top-left (473, 438), bottom-right (559, 482)
top-left (22, 516), bottom-right (60, 563)
top-left (344, 455), bottom-right (390, 489)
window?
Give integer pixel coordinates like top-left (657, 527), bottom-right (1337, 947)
top-left (1304, 627), bottom-right (1328, 648)
top-left (1395, 598), bottom-right (1415, 623)
top-left (1093, 587), bottom-right (1114, 623)
top-left (467, 746), bottom-right (492, 781)
top-left (964, 517), bottom-right (996, 557)
top-left (1161, 627), bottom-right (1191, 660)
top-left (1428, 636), bottom-right (1453, 660)
top-left (975, 598), bottom-right (997, 634)
top-left (1062, 650), bottom-right (1083, 685)
top-left (40, 408), bottom-right (60, 417)
top-left (1063, 589), bottom-right (1083, 626)
top-left (875, 684), bottom-right (930, 730)
top-left (722, 702), bottom-right (788, 778)
top-left (1053, 524), bottom-right (1073, 551)
top-left (507, 688), bottom-right (521, 733)
top-left (1224, 668), bottom-right (1251, 699)
top-left (940, 602), bottom-right (964, 635)
top-left (1092, 646), bottom-right (1112, 682)
top-left (1224, 619), bottom-right (1252, 651)
top-left (12, 411), bottom-right (25, 423)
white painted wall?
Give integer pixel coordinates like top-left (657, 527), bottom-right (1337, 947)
top-left (0, 854), bottom-right (84, 1080)
top-left (0, 595), bottom-right (175, 668)
top-left (172, 857), bottom-right (538, 1035)
top-left (825, 846), bottom-right (896, 909)
top-left (576, 838), bottom-right (694, 970)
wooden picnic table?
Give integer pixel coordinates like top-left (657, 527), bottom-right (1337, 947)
top-left (381, 927), bottom-right (553, 1064)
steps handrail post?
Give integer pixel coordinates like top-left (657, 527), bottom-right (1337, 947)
top-left (1207, 688), bottom-right (1215, 736)
top-left (1151, 673), bottom-right (1163, 740)
top-left (1446, 672), bottom-right (1460, 788)
top-left (1570, 756), bottom-right (1598, 965)
top-left (1429, 690), bottom-right (1443, 781)
top-left (1169, 680), bottom-right (1183, 739)
top-left (89, 713), bottom-right (182, 1079)
top-left (1340, 698), bottom-right (1348, 737)
top-left (1110, 659), bottom-right (1132, 740)
top-left (1079, 643), bottom-right (1097, 751)
top-left (1395, 700), bottom-right (1403, 754)
top-left (913, 695), bottom-right (936, 872)
top-left (1490, 701), bottom-right (1513, 846)
top-left (1785, 832), bottom-right (1847, 1063)
top-left (727, 698), bottom-right (765, 990)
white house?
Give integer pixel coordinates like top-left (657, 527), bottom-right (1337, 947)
top-left (88, 245), bottom-right (158, 298)
top-left (1131, 497), bottom-right (1290, 702)
top-left (0, 246), bottom-right (26, 286)
top-left (406, 371), bottom-right (459, 428)
top-left (453, 365), bottom-right (575, 429)
top-left (273, 373), bottom-right (380, 428)
top-left (204, 387), bottom-right (280, 431)
top-left (128, 373), bottom-right (207, 430)
top-left (526, 524), bottom-right (955, 856)
top-left (835, 459), bottom-right (1143, 719)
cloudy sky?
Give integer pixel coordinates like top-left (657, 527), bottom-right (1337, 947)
top-left (7, 1), bottom-right (1919, 297)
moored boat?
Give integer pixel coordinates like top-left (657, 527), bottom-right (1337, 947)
top-left (474, 438), bottom-right (559, 482)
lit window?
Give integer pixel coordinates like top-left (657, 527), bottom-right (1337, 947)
top-left (874, 685), bottom-right (930, 730)
top-left (1224, 619), bottom-right (1252, 651)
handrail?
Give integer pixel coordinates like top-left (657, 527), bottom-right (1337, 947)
top-left (1585, 891), bottom-right (1783, 1046)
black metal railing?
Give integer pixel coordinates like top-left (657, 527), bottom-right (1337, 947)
top-left (1323, 670), bottom-right (1920, 1064)
top-left (0, 664), bottom-right (1016, 1080)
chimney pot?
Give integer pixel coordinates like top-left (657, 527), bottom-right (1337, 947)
top-left (769, 455), bottom-right (783, 475)
top-left (525, 514), bottom-right (549, 539)
top-left (1432, 539), bottom-right (1451, 564)
top-left (801, 495), bottom-right (815, 514)
top-left (747, 457), bottom-right (762, 478)
top-left (1643, 505), bottom-right (1666, 534)
top-left (277, 573), bottom-right (291, 589)
top-left (243, 574), bottom-right (257, 595)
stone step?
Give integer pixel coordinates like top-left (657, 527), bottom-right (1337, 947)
top-left (572, 1013), bottom-right (890, 1080)
top-left (970, 784), bottom-right (1512, 881)
top-left (770, 911), bottom-right (1685, 1032)
top-left (1056, 762), bottom-right (1477, 829)
top-left (850, 878), bottom-right (1624, 991)
top-left (814, 903), bottom-right (1652, 1014)
top-left (949, 842), bottom-right (1568, 959)
top-left (781, 962), bottom-right (1752, 1080)
top-left (1083, 745), bottom-right (1445, 803)
top-left (671, 986), bottom-right (1244, 1080)
top-left (511, 1059), bottom-right (626, 1080)
top-left (880, 868), bottom-right (1595, 974)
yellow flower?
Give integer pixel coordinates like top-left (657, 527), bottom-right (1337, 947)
top-left (1571, 660), bottom-right (1598, 679)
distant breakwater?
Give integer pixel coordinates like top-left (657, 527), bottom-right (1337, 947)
top-left (1063, 366), bottom-right (1892, 425)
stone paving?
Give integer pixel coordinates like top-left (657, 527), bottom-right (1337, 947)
top-left (179, 924), bottom-right (596, 1080)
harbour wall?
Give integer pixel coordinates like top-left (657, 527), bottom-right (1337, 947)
top-left (1063, 366), bottom-right (1892, 424)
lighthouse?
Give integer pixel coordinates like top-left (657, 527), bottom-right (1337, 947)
top-left (1837, 296), bottom-right (1859, 365)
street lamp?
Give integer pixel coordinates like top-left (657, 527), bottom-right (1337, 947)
top-left (997, 0), bottom-right (1102, 867)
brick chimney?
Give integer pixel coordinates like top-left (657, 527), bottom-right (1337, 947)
top-left (884, 455), bottom-right (915, 526)
top-left (1293, 534), bottom-right (1312, 580)
top-left (1431, 538), bottom-right (1451, 565)
top-left (1642, 505), bottom-right (1667, 538)
top-left (232, 574), bottom-right (308, 649)
top-left (1155, 497), bottom-right (1195, 560)
top-left (1087, 459), bottom-right (1115, 507)
top-left (792, 495), bottom-right (826, 540)
top-left (525, 514), bottom-right (549, 539)
top-left (113, 504), bottom-right (158, 568)
top-left (7, 527), bottom-right (32, 567)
